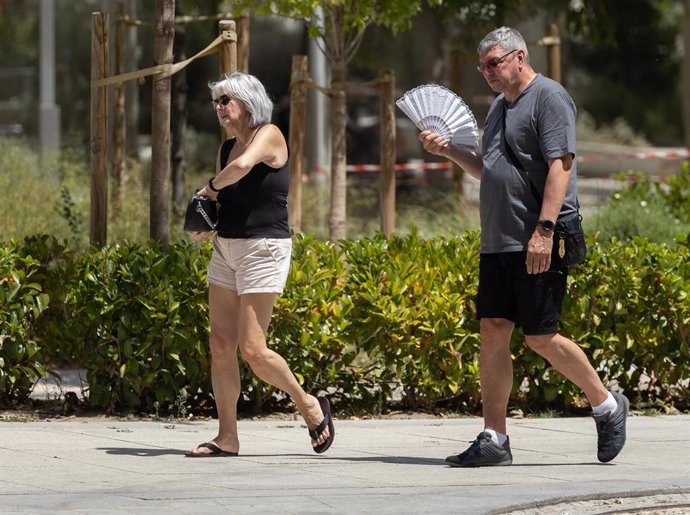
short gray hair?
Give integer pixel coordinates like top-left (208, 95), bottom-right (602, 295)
top-left (209, 72), bottom-right (273, 127)
top-left (477, 26), bottom-right (529, 61)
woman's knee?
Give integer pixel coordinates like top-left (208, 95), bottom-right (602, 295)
top-left (240, 342), bottom-right (271, 371)
top-left (209, 331), bottom-right (237, 358)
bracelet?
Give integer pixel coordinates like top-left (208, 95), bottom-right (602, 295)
top-left (208, 176), bottom-right (220, 192)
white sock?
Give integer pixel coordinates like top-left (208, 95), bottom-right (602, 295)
top-left (484, 428), bottom-right (508, 446)
top-left (592, 392), bottom-right (617, 417)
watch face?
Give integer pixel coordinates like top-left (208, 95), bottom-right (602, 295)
top-left (539, 220), bottom-right (555, 231)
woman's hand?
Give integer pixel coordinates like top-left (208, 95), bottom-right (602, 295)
top-left (187, 231), bottom-right (214, 243)
top-left (196, 185), bottom-right (218, 200)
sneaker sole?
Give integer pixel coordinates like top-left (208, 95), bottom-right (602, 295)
top-left (446, 457), bottom-right (513, 468)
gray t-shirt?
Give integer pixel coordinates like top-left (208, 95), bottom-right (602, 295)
top-left (479, 74), bottom-right (579, 253)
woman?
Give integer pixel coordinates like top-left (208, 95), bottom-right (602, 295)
top-left (186, 72), bottom-right (334, 457)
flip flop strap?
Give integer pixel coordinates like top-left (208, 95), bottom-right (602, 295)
top-left (198, 442), bottom-right (222, 453)
top-left (309, 415), bottom-right (330, 439)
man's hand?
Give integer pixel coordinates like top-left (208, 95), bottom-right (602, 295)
top-left (188, 231), bottom-right (213, 243)
top-left (526, 229), bottom-right (553, 274)
top-left (418, 131), bottom-right (449, 157)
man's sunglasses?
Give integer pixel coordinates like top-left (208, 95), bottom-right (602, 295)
top-left (476, 49), bottom-right (518, 73)
top-left (212, 95), bottom-right (232, 107)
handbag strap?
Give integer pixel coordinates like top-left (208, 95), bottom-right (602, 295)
top-left (195, 201), bottom-right (217, 229)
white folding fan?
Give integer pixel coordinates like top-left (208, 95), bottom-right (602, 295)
top-left (396, 84), bottom-right (479, 149)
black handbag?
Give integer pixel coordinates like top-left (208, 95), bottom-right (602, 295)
top-left (183, 194), bottom-right (218, 232)
top-left (554, 214), bottom-right (587, 267)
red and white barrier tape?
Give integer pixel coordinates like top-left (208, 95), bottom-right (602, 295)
top-left (578, 148), bottom-right (690, 163)
top-left (311, 148), bottom-right (690, 174)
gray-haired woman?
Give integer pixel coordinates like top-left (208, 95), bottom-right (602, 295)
top-left (186, 72), bottom-right (334, 457)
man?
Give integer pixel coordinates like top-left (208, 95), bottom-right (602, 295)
top-left (418, 26), bottom-right (628, 467)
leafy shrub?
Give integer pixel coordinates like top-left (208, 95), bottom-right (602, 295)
top-left (65, 240), bottom-right (212, 413)
top-left (343, 231), bottom-right (482, 412)
top-left (0, 240), bottom-right (50, 405)
top-left (1, 232), bottom-right (688, 413)
top-left (593, 164), bottom-right (690, 242)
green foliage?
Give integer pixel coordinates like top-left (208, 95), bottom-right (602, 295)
top-left (592, 165), bottom-right (690, 242)
top-left (563, 236), bottom-right (690, 406)
top-left (342, 230), bottom-right (482, 412)
top-left (65, 240), bottom-right (212, 413)
top-left (0, 137), bottom-right (208, 247)
top-left (240, 0), bottom-right (433, 36)
top-left (0, 240), bottom-right (49, 405)
top-left (1, 231), bottom-right (688, 413)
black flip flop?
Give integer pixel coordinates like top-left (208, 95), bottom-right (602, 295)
top-left (309, 396), bottom-right (335, 454)
top-left (185, 442), bottom-right (238, 458)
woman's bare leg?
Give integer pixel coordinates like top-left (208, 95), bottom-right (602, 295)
top-left (189, 284), bottom-right (241, 455)
top-left (238, 292), bottom-right (330, 448)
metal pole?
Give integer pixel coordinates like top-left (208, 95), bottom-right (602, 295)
top-left (39, 0), bottom-right (61, 153)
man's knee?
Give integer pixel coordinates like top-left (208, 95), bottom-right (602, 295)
top-left (480, 318), bottom-right (514, 340)
top-left (524, 333), bottom-right (558, 355)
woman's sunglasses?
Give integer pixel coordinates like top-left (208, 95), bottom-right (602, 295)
top-left (211, 95), bottom-right (232, 107)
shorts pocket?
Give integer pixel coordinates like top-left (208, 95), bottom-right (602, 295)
top-left (264, 239), bottom-right (292, 262)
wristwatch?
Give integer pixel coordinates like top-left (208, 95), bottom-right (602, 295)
top-left (537, 219), bottom-right (555, 232)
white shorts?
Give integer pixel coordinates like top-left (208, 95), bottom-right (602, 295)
top-left (207, 236), bottom-right (292, 295)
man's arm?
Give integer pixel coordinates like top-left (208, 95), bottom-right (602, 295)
top-left (525, 154), bottom-right (573, 274)
top-left (418, 131), bottom-right (483, 180)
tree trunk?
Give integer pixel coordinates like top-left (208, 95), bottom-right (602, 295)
top-left (113, 0), bottom-right (126, 216)
top-left (171, 0), bottom-right (187, 216)
top-left (681, 0), bottom-right (690, 148)
top-left (150, 0), bottom-right (174, 245)
top-left (327, 5), bottom-right (348, 242)
top-left (125, 0), bottom-right (139, 160)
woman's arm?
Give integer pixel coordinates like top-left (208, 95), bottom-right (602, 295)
top-left (214, 125), bottom-right (287, 187)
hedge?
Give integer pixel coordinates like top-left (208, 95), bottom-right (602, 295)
top-left (1, 231), bottom-right (688, 414)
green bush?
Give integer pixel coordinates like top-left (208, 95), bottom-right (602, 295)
top-left (1, 232), bottom-right (688, 413)
top-left (0, 240), bottom-right (50, 404)
top-left (342, 231), bottom-right (482, 412)
top-left (592, 164), bottom-right (690, 242)
top-left (65, 240), bottom-right (213, 413)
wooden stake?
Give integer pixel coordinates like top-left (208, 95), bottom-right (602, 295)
top-left (218, 19), bottom-right (237, 77)
top-left (546, 24), bottom-right (561, 84)
top-left (90, 12), bottom-right (109, 247)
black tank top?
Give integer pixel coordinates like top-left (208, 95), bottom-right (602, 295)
top-left (215, 137), bottom-right (290, 238)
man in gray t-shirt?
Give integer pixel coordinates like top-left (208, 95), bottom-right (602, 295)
top-left (418, 26), bottom-right (628, 468)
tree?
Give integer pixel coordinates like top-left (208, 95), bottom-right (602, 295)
top-left (681, 0), bottom-right (690, 148)
top-left (151, 0), bottom-right (175, 244)
top-left (232, 0), bottom-right (442, 242)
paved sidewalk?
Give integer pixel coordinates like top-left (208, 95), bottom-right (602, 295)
top-left (1, 414), bottom-right (689, 514)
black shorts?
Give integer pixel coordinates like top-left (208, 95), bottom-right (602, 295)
top-left (476, 252), bottom-right (568, 336)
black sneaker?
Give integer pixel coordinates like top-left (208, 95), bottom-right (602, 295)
top-left (446, 431), bottom-right (513, 467)
top-left (593, 390), bottom-right (629, 463)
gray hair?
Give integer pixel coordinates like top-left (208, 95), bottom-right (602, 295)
top-left (477, 26), bottom-right (529, 61)
top-left (209, 72), bottom-right (273, 127)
